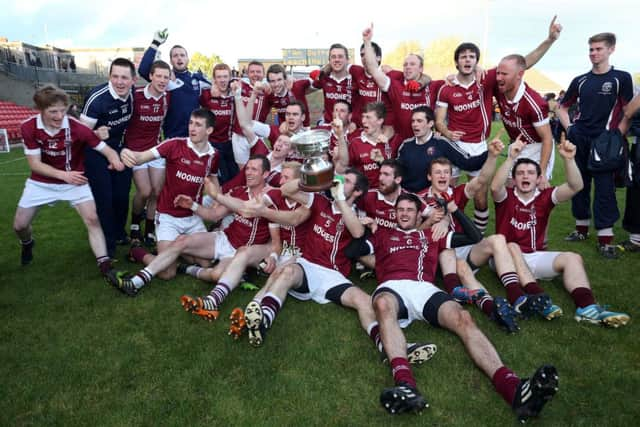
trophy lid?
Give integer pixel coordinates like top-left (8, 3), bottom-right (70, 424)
top-left (290, 129), bottom-right (331, 155)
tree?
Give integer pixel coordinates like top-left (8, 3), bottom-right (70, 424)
top-left (382, 40), bottom-right (423, 69)
top-left (382, 37), bottom-right (465, 79)
top-left (188, 51), bottom-right (224, 76)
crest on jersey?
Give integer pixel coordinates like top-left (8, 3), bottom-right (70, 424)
top-left (180, 158), bottom-right (192, 165)
top-left (120, 104), bottom-right (129, 114)
top-left (426, 147), bottom-right (436, 156)
top-left (601, 82), bottom-right (613, 94)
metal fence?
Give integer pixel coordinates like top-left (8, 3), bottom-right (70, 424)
top-left (0, 61), bottom-right (104, 88)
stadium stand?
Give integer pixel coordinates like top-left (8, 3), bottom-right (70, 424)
top-left (0, 100), bottom-right (38, 141)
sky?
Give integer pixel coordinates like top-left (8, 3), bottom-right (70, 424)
top-left (1, 0), bottom-right (638, 88)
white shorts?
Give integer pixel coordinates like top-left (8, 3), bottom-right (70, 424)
top-left (133, 157), bottom-right (165, 171)
top-left (451, 140), bottom-right (487, 177)
top-left (18, 178), bottom-right (94, 208)
top-left (512, 142), bottom-right (555, 180)
top-left (374, 280), bottom-right (448, 328)
top-left (155, 212), bottom-right (206, 242)
top-left (454, 244), bottom-right (474, 261)
top-left (288, 257), bottom-right (352, 304)
top-left (211, 230), bottom-right (237, 260)
top-left (232, 122), bottom-right (271, 165)
top-left (522, 251), bottom-right (562, 280)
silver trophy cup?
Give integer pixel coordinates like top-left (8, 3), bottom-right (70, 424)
top-left (290, 129), bottom-right (335, 191)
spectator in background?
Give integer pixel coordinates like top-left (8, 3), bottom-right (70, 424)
top-left (558, 32), bottom-right (633, 258)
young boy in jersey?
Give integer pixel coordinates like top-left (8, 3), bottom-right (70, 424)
top-left (125, 60), bottom-right (171, 246)
top-left (14, 85), bottom-right (125, 283)
top-left (491, 136), bottom-right (630, 327)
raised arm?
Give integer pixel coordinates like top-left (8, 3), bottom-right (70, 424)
top-left (362, 24), bottom-right (390, 91)
top-left (232, 81), bottom-right (256, 142)
top-left (332, 112), bottom-right (349, 174)
top-left (533, 123), bottom-right (554, 189)
top-left (465, 139), bottom-right (503, 198)
top-left (554, 137), bottom-right (583, 203)
top-left (524, 15), bottom-right (562, 69)
top-left (331, 179), bottom-right (364, 238)
top-left (139, 29), bottom-right (168, 82)
top-left (491, 136), bottom-right (525, 201)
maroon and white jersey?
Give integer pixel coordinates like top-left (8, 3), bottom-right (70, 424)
top-left (266, 79), bottom-right (311, 127)
top-left (221, 151), bottom-right (283, 193)
top-left (361, 189), bottom-right (428, 230)
top-left (152, 138), bottom-right (219, 217)
top-left (347, 132), bottom-right (403, 188)
top-left (312, 65), bottom-right (361, 123)
top-left (350, 66), bottom-right (395, 127)
top-left (223, 186), bottom-right (271, 249)
top-left (264, 188), bottom-right (310, 254)
top-left (436, 76), bottom-right (494, 143)
top-left (494, 80), bottom-right (549, 144)
top-left (232, 80), bottom-right (270, 135)
top-left (302, 193), bottom-right (357, 276)
top-left (494, 187), bottom-right (557, 253)
top-left (21, 114), bottom-right (104, 184)
top-left (199, 90), bottom-right (234, 143)
top-left (124, 85), bottom-right (169, 151)
top-left (385, 78), bottom-right (445, 140)
top-left (371, 226), bottom-right (451, 284)
top-left (419, 184), bottom-right (470, 233)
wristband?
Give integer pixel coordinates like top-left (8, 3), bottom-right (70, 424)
top-left (190, 202), bottom-right (200, 212)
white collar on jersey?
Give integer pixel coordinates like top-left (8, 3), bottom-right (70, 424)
top-left (186, 138), bottom-right (215, 157)
top-left (513, 187), bottom-right (541, 205)
top-left (451, 75), bottom-right (477, 89)
top-left (360, 132), bottom-right (380, 146)
top-left (329, 64), bottom-right (353, 83)
top-left (143, 84), bottom-right (164, 100)
top-left (36, 114), bottom-right (70, 137)
top-left (507, 80), bottom-right (527, 104)
top-left (108, 81), bottom-right (132, 102)
top-left (376, 189), bottom-right (400, 206)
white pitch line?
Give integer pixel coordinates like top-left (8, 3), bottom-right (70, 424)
top-left (0, 155), bottom-right (26, 165)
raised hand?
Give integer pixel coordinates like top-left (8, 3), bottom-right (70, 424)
top-left (153, 28), bottom-right (169, 46)
top-left (509, 135), bottom-right (525, 158)
top-left (488, 139), bottom-right (505, 157)
top-left (548, 15), bottom-right (562, 41)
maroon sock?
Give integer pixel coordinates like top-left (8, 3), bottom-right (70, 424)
top-left (598, 235), bottom-right (613, 245)
top-left (492, 366), bottom-right (521, 405)
top-left (570, 287), bottom-right (596, 308)
top-left (129, 246), bottom-right (148, 264)
top-left (97, 256), bottom-right (112, 274)
top-left (504, 283), bottom-right (525, 305)
top-left (390, 358), bottom-right (416, 388)
top-left (145, 218), bottom-right (155, 236)
top-left (477, 294), bottom-right (495, 317)
top-left (443, 273), bottom-right (460, 294)
top-left (524, 281), bottom-right (545, 295)
top-left (261, 295), bottom-right (282, 328)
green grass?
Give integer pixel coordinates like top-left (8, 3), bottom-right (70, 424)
top-left (1, 125), bottom-right (639, 426)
